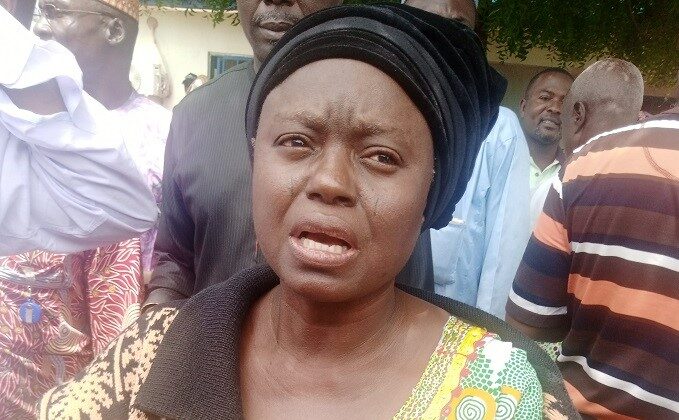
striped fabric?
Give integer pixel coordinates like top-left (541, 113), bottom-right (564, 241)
top-left (507, 111), bottom-right (679, 419)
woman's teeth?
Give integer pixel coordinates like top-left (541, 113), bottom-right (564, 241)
top-left (301, 237), bottom-right (348, 254)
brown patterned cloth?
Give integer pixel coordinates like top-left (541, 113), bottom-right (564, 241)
top-left (507, 109), bottom-right (679, 418)
top-left (0, 241), bottom-right (144, 420)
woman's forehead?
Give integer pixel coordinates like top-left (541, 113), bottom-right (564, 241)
top-left (260, 59), bottom-right (427, 133)
top-left (270, 59), bottom-right (397, 96)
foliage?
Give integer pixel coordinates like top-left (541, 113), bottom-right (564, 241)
top-left (480, 0), bottom-right (678, 86)
top-left (145, 0), bottom-right (678, 86)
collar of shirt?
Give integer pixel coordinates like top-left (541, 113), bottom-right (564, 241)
top-left (529, 150), bottom-right (564, 192)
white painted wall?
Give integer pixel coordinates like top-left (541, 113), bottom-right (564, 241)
top-left (134, 7), bottom-right (253, 107)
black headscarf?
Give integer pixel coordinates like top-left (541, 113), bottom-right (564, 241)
top-left (246, 4), bottom-right (507, 230)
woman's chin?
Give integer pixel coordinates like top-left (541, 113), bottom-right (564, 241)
top-left (273, 262), bottom-right (384, 305)
top-left (279, 271), bottom-right (364, 303)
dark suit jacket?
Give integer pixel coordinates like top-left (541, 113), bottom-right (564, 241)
top-left (146, 60), bottom-right (433, 306)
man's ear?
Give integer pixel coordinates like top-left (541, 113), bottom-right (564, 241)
top-left (519, 97), bottom-right (527, 118)
top-left (573, 101), bottom-right (586, 133)
top-left (104, 17), bottom-right (126, 45)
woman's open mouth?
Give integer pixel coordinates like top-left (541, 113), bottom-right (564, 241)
top-left (300, 232), bottom-right (350, 255)
top-left (289, 223), bottom-right (358, 268)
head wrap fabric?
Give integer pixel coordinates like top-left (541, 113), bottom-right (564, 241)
top-left (95, 0), bottom-right (139, 20)
top-left (246, 4), bottom-right (506, 230)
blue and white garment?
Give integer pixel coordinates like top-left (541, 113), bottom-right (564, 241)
top-left (431, 107), bottom-right (531, 319)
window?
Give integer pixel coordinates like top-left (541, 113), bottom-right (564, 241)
top-left (208, 53), bottom-right (252, 79)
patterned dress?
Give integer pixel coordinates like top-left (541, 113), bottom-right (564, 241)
top-left (395, 317), bottom-right (542, 419)
top-left (38, 311), bottom-right (543, 419)
top-left (0, 94), bottom-right (170, 420)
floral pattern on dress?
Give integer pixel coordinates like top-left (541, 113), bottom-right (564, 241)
top-left (394, 316), bottom-right (543, 420)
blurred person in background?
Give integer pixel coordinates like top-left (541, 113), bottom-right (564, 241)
top-left (182, 72), bottom-right (208, 93)
top-left (519, 68), bottom-right (573, 202)
top-left (529, 58), bottom-right (645, 225)
top-left (407, 0), bottom-right (533, 319)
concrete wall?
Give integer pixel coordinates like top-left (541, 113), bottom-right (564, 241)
top-left (134, 7), bottom-right (253, 107)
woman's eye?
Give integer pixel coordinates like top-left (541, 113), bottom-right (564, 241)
top-left (278, 136), bottom-right (308, 148)
top-left (364, 149), bottom-right (401, 169)
top-left (370, 154), bottom-right (396, 165)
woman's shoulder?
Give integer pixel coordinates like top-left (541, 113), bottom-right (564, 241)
top-left (438, 316), bottom-right (540, 386)
top-left (38, 305), bottom-right (181, 419)
top-left (395, 316), bottom-right (543, 420)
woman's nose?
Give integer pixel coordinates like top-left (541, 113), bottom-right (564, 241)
top-left (305, 148), bottom-right (357, 208)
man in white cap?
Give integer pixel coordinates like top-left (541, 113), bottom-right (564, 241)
top-left (34, 0), bottom-right (171, 274)
top-left (0, 0), bottom-right (158, 255)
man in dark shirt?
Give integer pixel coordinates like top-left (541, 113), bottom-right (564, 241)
top-left (145, 0), bottom-right (436, 309)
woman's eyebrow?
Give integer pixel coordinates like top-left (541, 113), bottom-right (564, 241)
top-left (283, 110), bottom-right (327, 130)
top-left (277, 110), bottom-right (394, 137)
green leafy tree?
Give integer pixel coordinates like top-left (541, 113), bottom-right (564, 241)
top-left (147, 0), bottom-right (678, 85)
top-left (480, 0), bottom-right (678, 86)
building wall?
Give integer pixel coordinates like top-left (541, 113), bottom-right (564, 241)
top-left (134, 7), bottom-right (253, 107)
top-left (135, 7), bottom-right (676, 112)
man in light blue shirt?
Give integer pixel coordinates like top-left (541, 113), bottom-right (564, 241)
top-left (406, 0), bottom-right (533, 319)
top-left (431, 106), bottom-right (531, 319)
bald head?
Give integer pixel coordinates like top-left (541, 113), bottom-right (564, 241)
top-left (562, 58), bottom-right (644, 154)
top-left (405, 0), bottom-right (477, 29)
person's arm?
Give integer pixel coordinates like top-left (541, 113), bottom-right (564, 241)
top-left (474, 110), bottom-right (532, 318)
top-left (0, 7), bottom-right (157, 255)
top-left (143, 116), bottom-right (195, 311)
top-left (506, 180), bottom-right (572, 343)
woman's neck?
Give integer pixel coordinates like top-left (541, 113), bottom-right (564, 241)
top-left (269, 283), bottom-right (405, 362)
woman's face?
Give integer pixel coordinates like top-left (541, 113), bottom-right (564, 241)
top-left (252, 59), bottom-right (434, 303)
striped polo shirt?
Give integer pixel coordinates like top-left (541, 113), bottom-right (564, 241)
top-left (507, 111), bottom-right (679, 419)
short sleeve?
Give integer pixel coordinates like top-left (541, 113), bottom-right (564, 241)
top-left (506, 180), bottom-right (572, 329)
